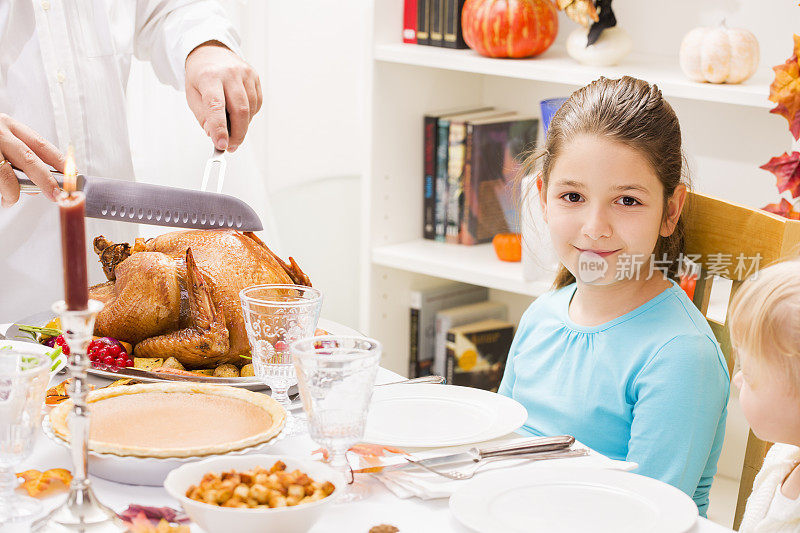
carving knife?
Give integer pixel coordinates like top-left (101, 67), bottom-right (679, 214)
top-left (13, 168), bottom-right (263, 232)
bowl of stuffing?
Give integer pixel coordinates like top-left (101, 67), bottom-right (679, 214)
top-left (164, 454), bottom-right (344, 533)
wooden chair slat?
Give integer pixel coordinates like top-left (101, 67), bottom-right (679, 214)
top-left (680, 192), bottom-right (800, 529)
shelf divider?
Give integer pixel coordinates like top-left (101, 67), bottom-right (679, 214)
top-left (372, 239), bottom-right (552, 297)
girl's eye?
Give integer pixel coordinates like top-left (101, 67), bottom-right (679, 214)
top-left (616, 196), bottom-right (641, 206)
top-left (561, 192), bottom-right (583, 203)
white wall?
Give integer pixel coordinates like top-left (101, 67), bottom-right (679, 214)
top-left (126, 0), bottom-right (367, 326)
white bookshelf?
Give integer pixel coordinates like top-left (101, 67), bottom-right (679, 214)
top-left (374, 43), bottom-right (773, 109)
top-left (362, 3), bottom-right (797, 526)
top-left (372, 240), bottom-right (551, 297)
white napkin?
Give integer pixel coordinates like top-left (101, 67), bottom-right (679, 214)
top-left (375, 439), bottom-right (638, 500)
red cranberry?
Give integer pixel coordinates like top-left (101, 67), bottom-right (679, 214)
top-left (109, 345), bottom-right (122, 357)
top-left (54, 335), bottom-right (70, 355)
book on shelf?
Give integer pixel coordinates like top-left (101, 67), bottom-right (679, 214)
top-left (423, 106), bottom-right (492, 241)
top-left (416, 0), bottom-right (430, 45)
top-left (445, 110), bottom-right (515, 244)
top-left (429, 0), bottom-right (444, 47)
top-left (409, 283), bottom-right (488, 378)
top-left (461, 115), bottom-right (539, 245)
top-left (446, 319), bottom-right (514, 392)
top-left (403, 0), bottom-right (418, 43)
top-left (433, 300), bottom-right (508, 377)
top-left (443, 0), bottom-right (468, 49)
top-left (433, 108), bottom-right (499, 242)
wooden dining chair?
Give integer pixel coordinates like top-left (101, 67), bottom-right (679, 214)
top-left (681, 191), bottom-right (800, 529)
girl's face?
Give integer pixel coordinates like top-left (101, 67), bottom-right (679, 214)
top-left (540, 134), bottom-right (684, 286)
top-left (733, 353), bottom-right (800, 445)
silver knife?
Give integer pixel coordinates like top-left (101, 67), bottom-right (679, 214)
top-left (106, 366), bottom-right (248, 384)
top-left (13, 168), bottom-right (262, 232)
top-left (353, 435), bottom-right (575, 474)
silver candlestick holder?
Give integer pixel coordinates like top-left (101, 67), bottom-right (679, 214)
top-left (34, 299), bottom-right (127, 532)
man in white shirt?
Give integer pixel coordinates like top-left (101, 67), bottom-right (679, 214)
top-left (0, 1), bottom-right (262, 321)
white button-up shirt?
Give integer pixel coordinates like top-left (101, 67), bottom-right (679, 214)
top-left (0, 0), bottom-right (242, 322)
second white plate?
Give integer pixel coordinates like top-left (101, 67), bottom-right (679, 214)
top-left (362, 384), bottom-right (527, 447)
top-left (449, 465), bottom-right (698, 533)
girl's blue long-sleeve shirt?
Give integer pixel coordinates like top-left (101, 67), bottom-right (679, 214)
top-left (498, 281), bottom-right (729, 516)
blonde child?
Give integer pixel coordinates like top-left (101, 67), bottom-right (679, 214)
top-left (498, 76), bottom-right (729, 516)
top-left (730, 259), bottom-right (800, 532)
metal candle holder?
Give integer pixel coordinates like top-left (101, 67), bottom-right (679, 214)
top-left (34, 299), bottom-right (126, 532)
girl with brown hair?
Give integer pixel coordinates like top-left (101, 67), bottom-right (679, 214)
top-left (498, 76), bottom-right (729, 516)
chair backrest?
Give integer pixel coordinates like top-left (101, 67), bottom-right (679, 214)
top-left (681, 191), bottom-right (800, 529)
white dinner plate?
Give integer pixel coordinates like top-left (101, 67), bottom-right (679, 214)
top-left (449, 465), bottom-right (698, 533)
top-left (362, 384), bottom-right (527, 447)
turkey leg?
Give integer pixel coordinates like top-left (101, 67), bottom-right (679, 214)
top-left (133, 248), bottom-right (231, 368)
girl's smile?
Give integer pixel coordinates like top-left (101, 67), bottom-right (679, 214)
top-left (539, 133), bottom-right (683, 288)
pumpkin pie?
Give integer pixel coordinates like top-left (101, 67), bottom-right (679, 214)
top-left (49, 382), bottom-right (285, 458)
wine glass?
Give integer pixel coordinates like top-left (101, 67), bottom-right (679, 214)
top-left (292, 335), bottom-right (381, 503)
top-left (0, 346), bottom-right (51, 525)
top-left (240, 285), bottom-right (323, 432)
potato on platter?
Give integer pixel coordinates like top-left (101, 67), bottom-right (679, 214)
top-left (240, 364), bottom-right (255, 377)
top-left (213, 364), bottom-right (239, 378)
top-left (161, 357), bottom-right (186, 371)
top-left (192, 369), bottom-right (215, 376)
top-left (133, 357), bottom-right (163, 371)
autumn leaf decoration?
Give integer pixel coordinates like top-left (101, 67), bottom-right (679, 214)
top-left (769, 34), bottom-right (800, 140)
top-left (761, 34), bottom-right (800, 218)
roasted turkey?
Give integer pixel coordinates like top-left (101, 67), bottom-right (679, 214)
top-left (88, 230), bottom-right (310, 368)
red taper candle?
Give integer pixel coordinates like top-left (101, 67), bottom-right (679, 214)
top-left (58, 149), bottom-right (89, 310)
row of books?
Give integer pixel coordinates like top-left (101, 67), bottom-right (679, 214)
top-left (409, 283), bottom-right (514, 392)
top-left (403, 0), bottom-right (468, 48)
top-left (423, 106), bottom-right (539, 244)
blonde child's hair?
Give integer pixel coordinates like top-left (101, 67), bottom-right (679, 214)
top-left (728, 258), bottom-right (800, 394)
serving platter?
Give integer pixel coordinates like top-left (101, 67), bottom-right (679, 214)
top-left (9, 311), bottom-right (360, 390)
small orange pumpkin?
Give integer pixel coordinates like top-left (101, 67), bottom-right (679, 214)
top-left (493, 233), bottom-right (522, 262)
top-left (462, 0), bottom-right (558, 59)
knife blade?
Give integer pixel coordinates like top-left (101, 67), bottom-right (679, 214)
top-left (13, 168), bottom-right (263, 232)
top-left (353, 435), bottom-right (575, 474)
top-left (107, 366), bottom-right (247, 384)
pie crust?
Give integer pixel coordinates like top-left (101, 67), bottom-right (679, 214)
top-left (49, 382), bottom-right (286, 458)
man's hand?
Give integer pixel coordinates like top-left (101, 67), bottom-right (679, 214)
top-left (0, 114), bottom-right (64, 207)
top-left (185, 41), bottom-right (262, 153)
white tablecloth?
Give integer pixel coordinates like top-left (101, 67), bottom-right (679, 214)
top-left (2, 319), bottom-right (733, 533)
top-left (10, 366), bottom-right (732, 533)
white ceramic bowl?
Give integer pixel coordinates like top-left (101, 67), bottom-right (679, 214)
top-left (164, 454), bottom-right (344, 533)
top-left (0, 340), bottom-right (66, 379)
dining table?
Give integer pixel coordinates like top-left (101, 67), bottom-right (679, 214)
top-left (3, 322), bottom-right (735, 533)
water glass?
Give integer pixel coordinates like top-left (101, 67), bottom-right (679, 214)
top-left (0, 347), bottom-right (51, 524)
top-left (292, 336), bottom-right (381, 503)
top-left (239, 285), bottom-right (323, 409)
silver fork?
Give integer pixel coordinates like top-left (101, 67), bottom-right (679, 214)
top-left (405, 448), bottom-right (590, 481)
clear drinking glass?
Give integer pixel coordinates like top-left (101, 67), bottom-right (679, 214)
top-left (240, 284), bottom-right (323, 414)
top-left (0, 347), bottom-right (51, 524)
top-left (292, 336), bottom-right (381, 503)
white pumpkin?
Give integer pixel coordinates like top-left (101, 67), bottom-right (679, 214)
top-left (566, 26), bottom-right (633, 67)
top-left (679, 23), bottom-right (759, 84)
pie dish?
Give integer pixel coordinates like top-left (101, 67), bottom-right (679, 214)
top-left (49, 382), bottom-right (285, 458)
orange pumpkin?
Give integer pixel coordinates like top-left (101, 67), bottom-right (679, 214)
top-left (493, 233), bottom-right (522, 262)
top-left (462, 0), bottom-right (558, 58)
